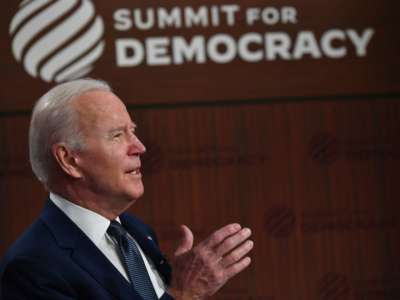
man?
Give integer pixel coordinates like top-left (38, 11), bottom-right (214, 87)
top-left (0, 79), bottom-right (254, 300)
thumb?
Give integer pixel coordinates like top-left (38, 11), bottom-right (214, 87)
top-left (174, 224), bottom-right (193, 257)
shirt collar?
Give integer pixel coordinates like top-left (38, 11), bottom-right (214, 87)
top-left (49, 192), bottom-right (119, 246)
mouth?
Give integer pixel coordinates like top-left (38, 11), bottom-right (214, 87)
top-left (127, 167), bottom-right (141, 176)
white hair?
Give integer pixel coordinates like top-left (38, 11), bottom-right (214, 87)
top-left (29, 78), bottom-right (111, 185)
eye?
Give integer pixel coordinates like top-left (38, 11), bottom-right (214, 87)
top-left (113, 132), bottom-right (123, 139)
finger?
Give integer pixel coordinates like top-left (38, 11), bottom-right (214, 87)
top-left (224, 257), bottom-right (252, 280)
top-left (174, 224), bottom-right (194, 256)
top-left (220, 240), bottom-right (254, 268)
top-left (215, 227), bottom-right (252, 257)
top-left (203, 223), bottom-right (242, 249)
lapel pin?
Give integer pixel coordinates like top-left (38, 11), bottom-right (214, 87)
top-left (147, 236), bottom-right (153, 241)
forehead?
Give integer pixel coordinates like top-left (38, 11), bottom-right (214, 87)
top-left (72, 90), bottom-right (133, 130)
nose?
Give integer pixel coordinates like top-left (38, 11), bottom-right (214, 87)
top-left (127, 133), bottom-right (146, 155)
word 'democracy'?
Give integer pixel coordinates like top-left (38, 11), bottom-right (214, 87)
top-left (113, 5), bottom-right (375, 67)
top-left (9, 2), bottom-right (375, 82)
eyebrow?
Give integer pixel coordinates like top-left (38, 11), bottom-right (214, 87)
top-left (108, 123), bottom-right (137, 135)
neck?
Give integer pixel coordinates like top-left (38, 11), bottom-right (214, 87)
top-left (49, 181), bottom-right (134, 220)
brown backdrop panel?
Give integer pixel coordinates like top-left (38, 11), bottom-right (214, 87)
top-left (0, 116), bottom-right (47, 255)
top-left (1, 97), bottom-right (399, 299)
top-left (0, 1), bottom-right (399, 110)
top-left (138, 99), bottom-right (400, 300)
top-left (129, 98), bottom-right (400, 299)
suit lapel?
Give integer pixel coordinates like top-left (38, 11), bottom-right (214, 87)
top-left (40, 200), bottom-right (143, 300)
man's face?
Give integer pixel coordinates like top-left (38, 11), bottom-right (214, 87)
top-left (72, 90), bottom-right (146, 205)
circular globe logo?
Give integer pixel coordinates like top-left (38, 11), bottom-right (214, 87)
top-left (9, 0), bottom-right (105, 83)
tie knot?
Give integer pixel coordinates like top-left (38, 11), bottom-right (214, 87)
top-left (107, 220), bottom-right (127, 240)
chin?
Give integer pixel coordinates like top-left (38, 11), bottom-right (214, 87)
top-left (127, 185), bottom-right (144, 201)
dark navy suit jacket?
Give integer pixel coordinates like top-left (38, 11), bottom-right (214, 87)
top-left (0, 200), bottom-right (174, 300)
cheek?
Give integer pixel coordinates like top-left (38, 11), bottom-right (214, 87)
top-left (79, 153), bottom-right (116, 178)
top-left (88, 144), bottom-right (119, 165)
top-left (78, 143), bottom-right (127, 178)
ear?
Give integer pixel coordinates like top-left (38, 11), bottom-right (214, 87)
top-left (52, 143), bottom-right (83, 179)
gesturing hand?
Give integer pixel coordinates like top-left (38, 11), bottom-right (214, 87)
top-left (168, 223), bottom-right (254, 300)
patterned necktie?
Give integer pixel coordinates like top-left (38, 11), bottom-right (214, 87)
top-left (107, 220), bottom-right (158, 300)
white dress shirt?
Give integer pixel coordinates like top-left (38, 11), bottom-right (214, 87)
top-left (49, 193), bottom-right (166, 298)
